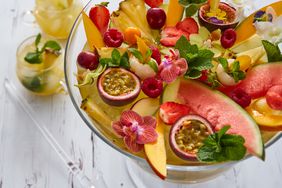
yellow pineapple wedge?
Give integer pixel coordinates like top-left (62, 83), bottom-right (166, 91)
top-left (111, 0), bottom-right (156, 41)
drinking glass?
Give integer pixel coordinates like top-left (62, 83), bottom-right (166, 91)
top-left (33, 0), bottom-right (83, 39)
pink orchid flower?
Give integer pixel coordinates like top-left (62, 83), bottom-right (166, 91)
top-left (159, 49), bottom-right (188, 83)
top-left (112, 110), bottom-right (158, 153)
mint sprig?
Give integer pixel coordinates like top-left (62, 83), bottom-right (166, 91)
top-left (262, 40), bottom-right (282, 62)
top-left (24, 33), bottom-right (61, 64)
top-left (175, 36), bottom-right (214, 79)
top-left (218, 57), bottom-right (246, 83)
top-left (99, 49), bottom-right (130, 69)
top-left (197, 126), bottom-right (247, 162)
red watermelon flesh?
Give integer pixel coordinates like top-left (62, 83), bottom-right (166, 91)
top-left (178, 79), bottom-right (264, 158)
top-left (236, 63), bottom-right (282, 99)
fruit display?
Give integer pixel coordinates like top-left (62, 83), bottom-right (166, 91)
top-left (75, 0), bottom-right (282, 180)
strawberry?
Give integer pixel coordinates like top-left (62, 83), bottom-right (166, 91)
top-left (89, 2), bottom-right (110, 34)
top-left (176, 18), bottom-right (199, 35)
top-left (160, 27), bottom-right (189, 47)
top-left (159, 102), bottom-right (190, 125)
top-left (145, 0), bottom-right (163, 8)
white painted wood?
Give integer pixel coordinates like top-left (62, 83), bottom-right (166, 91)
top-left (0, 0), bottom-right (282, 188)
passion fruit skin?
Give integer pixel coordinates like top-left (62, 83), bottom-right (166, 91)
top-left (169, 115), bottom-right (214, 161)
top-left (198, 2), bottom-right (239, 32)
top-left (97, 68), bottom-right (141, 106)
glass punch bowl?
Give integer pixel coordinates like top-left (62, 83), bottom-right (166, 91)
top-left (64, 0), bottom-right (282, 184)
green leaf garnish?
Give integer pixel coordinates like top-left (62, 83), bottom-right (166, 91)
top-left (120, 52), bottom-right (130, 69)
top-left (262, 40), bottom-right (282, 62)
top-left (179, 0), bottom-right (207, 6)
top-left (207, 71), bottom-right (221, 89)
top-left (148, 59), bottom-right (158, 73)
top-left (100, 50), bottom-right (130, 69)
top-left (24, 33), bottom-right (61, 64)
top-left (128, 48), bottom-right (144, 62)
top-left (218, 57), bottom-right (246, 83)
top-left (176, 36), bottom-right (214, 79)
top-left (197, 126), bottom-right (247, 162)
top-left (24, 52), bottom-right (43, 64)
top-left (111, 49), bottom-right (121, 66)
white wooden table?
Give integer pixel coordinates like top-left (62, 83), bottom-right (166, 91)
top-left (0, 0), bottom-right (282, 188)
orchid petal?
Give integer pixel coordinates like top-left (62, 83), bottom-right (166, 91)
top-left (160, 64), bottom-right (180, 83)
top-left (120, 110), bottom-right (143, 126)
top-left (143, 116), bottom-right (157, 128)
top-left (174, 58), bottom-right (188, 76)
top-left (112, 121), bottom-right (125, 137)
top-left (136, 126), bottom-right (158, 144)
top-left (124, 135), bottom-right (143, 153)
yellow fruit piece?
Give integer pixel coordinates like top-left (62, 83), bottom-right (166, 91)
top-left (124, 27), bottom-right (141, 45)
top-left (166, 0), bottom-right (184, 27)
top-left (144, 115), bottom-right (167, 180)
top-left (235, 1), bottom-right (282, 44)
top-left (136, 36), bottom-right (150, 62)
top-left (236, 55), bottom-right (252, 71)
top-left (82, 11), bottom-right (105, 51)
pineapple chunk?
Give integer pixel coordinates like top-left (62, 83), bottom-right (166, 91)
top-left (110, 0), bottom-right (155, 41)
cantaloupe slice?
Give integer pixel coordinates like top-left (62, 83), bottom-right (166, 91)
top-left (144, 116), bottom-right (167, 180)
top-left (82, 11), bottom-right (105, 51)
top-left (166, 0), bottom-right (184, 27)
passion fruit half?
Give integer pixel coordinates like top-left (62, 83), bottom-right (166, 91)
top-left (198, 2), bottom-right (239, 32)
top-left (97, 68), bottom-right (141, 106)
top-left (169, 115), bottom-right (214, 160)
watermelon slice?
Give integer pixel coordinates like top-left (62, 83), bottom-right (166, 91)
top-left (237, 63), bottom-right (282, 99)
top-left (168, 79), bottom-right (264, 159)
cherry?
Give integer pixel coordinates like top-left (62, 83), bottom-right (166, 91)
top-left (145, 0), bottom-right (163, 8)
top-left (150, 46), bottom-right (161, 65)
top-left (141, 77), bottom-right (163, 98)
top-left (103, 29), bottom-right (124, 47)
top-left (77, 51), bottom-right (99, 70)
top-left (221, 28), bottom-right (237, 49)
top-left (146, 8), bottom-right (166, 30)
top-left (230, 88), bottom-right (251, 108)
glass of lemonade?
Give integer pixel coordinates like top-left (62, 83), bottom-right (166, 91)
top-left (17, 35), bottom-right (64, 96)
top-left (33, 0), bottom-right (83, 39)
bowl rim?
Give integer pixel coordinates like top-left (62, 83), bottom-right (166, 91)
top-left (64, 0), bottom-right (282, 172)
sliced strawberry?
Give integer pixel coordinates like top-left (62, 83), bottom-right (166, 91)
top-left (176, 18), bottom-right (199, 35)
top-left (160, 27), bottom-right (189, 47)
top-left (89, 2), bottom-right (110, 34)
top-left (159, 102), bottom-right (190, 125)
top-left (266, 85), bottom-right (282, 110)
top-left (145, 0), bottom-right (163, 8)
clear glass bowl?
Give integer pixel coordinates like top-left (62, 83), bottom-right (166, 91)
top-left (64, 0), bottom-right (282, 183)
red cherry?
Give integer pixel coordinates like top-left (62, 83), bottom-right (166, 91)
top-left (145, 0), bottom-right (163, 8)
top-left (146, 8), bottom-right (166, 29)
top-left (150, 46), bottom-right (161, 65)
top-left (230, 88), bottom-right (251, 108)
top-left (141, 77), bottom-right (163, 98)
top-left (77, 51), bottom-right (99, 70)
top-left (221, 29), bottom-right (237, 49)
top-left (103, 29), bottom-right (124, 47)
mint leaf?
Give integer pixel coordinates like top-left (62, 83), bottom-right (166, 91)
top-left (179, 0), bottom-right (207, 6)
top-left (35, 33), bottom-right (41, 49)
top-left (175, 36), bottom-right (214, 79)
top-left (145, 49), bottom-right (152, 60)
top-left (129, 48), bottom-right (143, 62)
top-left (120, 52), bottom-right (130, 69)
top-left (175, 36), bottom-right (198, 58)
top-left (185, 4), bottom-right (199, 17)
top-left (262, 40), bottom-right (282, 62)
top-left (197, 126), bottom-right (247, 162)
top-left (43, 40), bottom-right (61, 52)
top-left (148, 59), bottom-right (158, 73)
top-left (230, 61), bottom-right (246, 82)
top-left (185, 69), bottom-right (202, 79)
top-left (99, 58), bottom-right (112, 66)
top-left (111, 49), bottom-right (121, 66)
top-left (218, 57), bottom-right (229, 72)
top-left (24, 52), bottom-right (42, 64)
